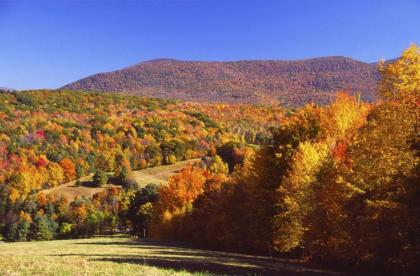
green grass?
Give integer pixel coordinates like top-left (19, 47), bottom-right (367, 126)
top-left (0, 235), bottom-right (331, 275)
top-left (0, 235), bottom-right (207, 276)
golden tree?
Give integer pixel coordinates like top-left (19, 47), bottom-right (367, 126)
top-left (378, 43), bottom-right (420, 137)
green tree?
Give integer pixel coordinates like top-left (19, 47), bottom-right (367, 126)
top-left (32, 215), bottom-right (57, 241)
top-left (93, 170), bottom-right (108, 187)
top-left (59, 223), bottom-right (73, 238)
top-left (127, 184), bottom-right (159, 237)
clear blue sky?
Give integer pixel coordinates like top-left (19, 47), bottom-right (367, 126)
top-left (0, 0), bottom-right (419, 90)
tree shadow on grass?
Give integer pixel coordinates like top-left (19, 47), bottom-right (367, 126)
top-left (60, 238), bottom-right (335, 275)
top-left (74, 239), bottom-right (196, 248)
top-left (70, 178), bottom-right (122, 188)
top-left (107, 176), bottom-right (124, 186)
top-left (79, 180), bottom-right (98, 188)
top-left (98, 253), bottom-right (334, 275)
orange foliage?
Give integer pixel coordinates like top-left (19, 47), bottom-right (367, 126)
top-left (158, 166), bottom-right (207, 212)
top-left (59, 158), bottom-right (76, 182)
top-left (331, 141), bottom-right (347, 162)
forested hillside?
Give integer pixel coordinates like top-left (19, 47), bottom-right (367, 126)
top-left (63, 56), bottom-right (380, 106)
top-left (0, 90), bottom-right (281, 242)
top-left (0, 45), bottom-right (418, 274)
top-left (143, 45), bottom-right (419, 273)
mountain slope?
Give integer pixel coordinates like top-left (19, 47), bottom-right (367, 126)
top-left (62, 57), bottom-right (380, 106)
top-left (0, 87), bottom-right (16, 92)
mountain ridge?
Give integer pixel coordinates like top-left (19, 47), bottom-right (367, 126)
top-left (0, 87), bottom-right (16, 92)
top-left (62, 56), bottom-right (383, 106)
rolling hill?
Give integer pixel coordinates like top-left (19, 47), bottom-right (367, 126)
top-left (62, 57), bottom-right (381, 106)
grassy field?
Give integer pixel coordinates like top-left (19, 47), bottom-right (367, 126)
top-left (129, 159), bottom-right (201, 188)
top-left (41, 174), bottom-right (117, 202)
top-left (0, 235), bottom-right (333, 275)
top-left (41, 159), bottom-right (201, 202)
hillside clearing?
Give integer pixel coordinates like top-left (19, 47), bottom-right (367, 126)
top-left (41, 159), bottom-right (201, 202)
top-left (129, 158), bottom-right (201, 187)
top-left (0, 235), bottom-right (335, 275)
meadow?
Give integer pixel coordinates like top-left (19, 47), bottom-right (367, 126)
top-left (0, 235), bottom-right (330, 275)
top-left (41, 159), bottom-right (201, 202)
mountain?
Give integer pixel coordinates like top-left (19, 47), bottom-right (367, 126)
top-left (0, 87), bottom-right (16, 92)
top-left (62, 57), bottom-right (381, 106)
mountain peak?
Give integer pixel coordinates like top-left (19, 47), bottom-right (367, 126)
top-left (62, 56), bottom-right (380, 106)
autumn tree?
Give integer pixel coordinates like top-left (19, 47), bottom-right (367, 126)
top-left (378, 43), bottom-right (419, 138)
top-left (186, 174), bottom-right (228, 248)
top-left (47, 162), bottom-right (65, 187)
top-left (59, 158), bottom-right (76, 182)
top-left (300, 45), bottom-right (420, 270)
top-left (209, 155), bottom-right (229, 174)
top-left (150, 166), bottom-right (207, 239)
top-left (333, 47), bottom-right (420, 270)
top-left (93, 170), bottom-right (108, 187)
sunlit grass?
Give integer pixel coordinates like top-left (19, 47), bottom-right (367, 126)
top-left (129, 158), bottom-right (201, 188)
top-left (0, 234), bottom-right (328, 275)
top-left (0, 235), bottom-right (209, 276)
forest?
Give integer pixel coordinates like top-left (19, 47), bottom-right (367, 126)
top-left (0, 84), bottom-right (281, 240)
top-left (63, 56), bottom-right (379, 106)
top-left (0, 45), bottom-right (419, 273)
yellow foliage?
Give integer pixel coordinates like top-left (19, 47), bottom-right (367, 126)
top-left (167, 154), bottom-right (177, 165)
top-left (162, 209), bottom-right (173, 223)
top-left (274, 141), bottom-right (329, 252)
top-left (288, 141), bottom-right (329, 188)
top-left (8, 187), bottom-right (20, 203)
top-left (379, 44), bottom-right (420, 103)
top-left (19, 211), bottom-right (32, 223)
top-left (378, 43), bottom-right (420, 136)
top-left (322, 93), bottom-right (368, 140)
top-left (47, 162), bottom-right (65, 187)
top-left (209, 155), bottom-right (229, 174)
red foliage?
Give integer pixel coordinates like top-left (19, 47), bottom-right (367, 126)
top-left (35, 130), bottom-right (45, 139)
top-left (331, 141), bottom-right (347, 162)
top-left (36, 156), bottom-right (49, 167)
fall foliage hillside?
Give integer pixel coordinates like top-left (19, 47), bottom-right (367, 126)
top-left (62, 57), bottom-right (380, 106)
top-left (1, 45), bottom-right (418, 274)
top-left (41, 159), bottom-right (200, 202)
